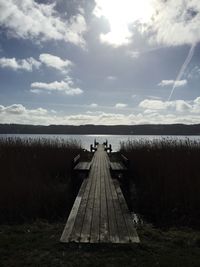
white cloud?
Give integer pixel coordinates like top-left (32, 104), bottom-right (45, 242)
top-left (1, 98), bottom-right (200, 125)
top-left (3, 104), bottom-right (27, 114)
top-left (158, 79), bottom-right (187, 87)
top-left (31, 79), bottom-right (83, 95)
top-left (175, 100), bottom-right (192, 112)
top-left (187, 66), bottom-right (200, 79)
top-left (0, 104), bottom-right (50, 125)
top-left (93, 0), bottom-right (200, 47)
top-left (139, 98), bottom-right (194, 113)
top-left (148, 0), bottom-right (200, 46)
top-left (194, 97), bottom-right (200, 105)
top-left (39, 53), bottom-right (73, 72)
top-left (0, 0), bottom-right (87, 47)
top-left (0, 54), bottom-right (76, 73)
top-left (107, 75), bottom-right (117, 81)
top-left (115, 103), bottom-right (127, 108)
top-left (127, 51), bottom-right (140, 58)
top-left (0, 104), bottom-right (47, 116)
top-left (0, 57), bottom-right (41, 71)
top-left (30, 89), bottom-right (42, 94)
top-left (172, 80), bottom-right (188, 88)
top-left (90, 103), bottom-right (98, 108)
top-left (158, 80), bottom-right (174, 86)
top-left (93, 0), bottom-right (153, 46)
top-left (139, 99), bottom-right (172, 110)
top-left (146, 95), bottom-right (162, 100)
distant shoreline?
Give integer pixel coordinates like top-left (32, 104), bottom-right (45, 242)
top-left (1, 133), bottom-right (200, 136)
top-left (1, 123), bottom-right (200, 135)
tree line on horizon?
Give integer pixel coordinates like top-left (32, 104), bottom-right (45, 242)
top-left (0, 123), bottom-right (200, 135)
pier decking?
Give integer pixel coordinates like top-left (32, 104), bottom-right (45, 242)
top-left (60, 144), bottom-right (139, 244)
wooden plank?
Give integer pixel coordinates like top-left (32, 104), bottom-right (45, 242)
top-left (121, 154), bottom-right (129, 167)
top-left (60, 144), bottom-right (139, 244)
top-left (90, 154), bottom-right (101, 243)
top-left (99, 151), bottom-right (109, 243)
top-left (103, 156), bottom-right (120, 243)
top-left (105, 154), bottom-right (130, 243)
top-left (107, 174), bottom-right (130, 243)
top-left (74, 162), bottom-right (91, 171)
top-left (80, 154), bottom-right (99, 242)
top-left (110, 162), bottom-right (127, 171)
top-left (73, 154), bottom-right (80, 165)
top-left (69, 168), bottom-right (94, 242)
top-left (113, 180), bottom-right (140, 243)
top-left (60, 179), bottom-right (87, 243)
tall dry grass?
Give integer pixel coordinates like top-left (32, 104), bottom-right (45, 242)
top-left (120, 138), bottom-right (200, 227)
top-left (0, 137), bottom-right (82, 223)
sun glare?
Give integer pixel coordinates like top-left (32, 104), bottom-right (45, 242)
top-left (94, 0), bottom-right (154, 46)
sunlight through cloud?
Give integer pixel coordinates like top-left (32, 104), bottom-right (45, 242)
top-left (93, 0), bottom-right (154, 46)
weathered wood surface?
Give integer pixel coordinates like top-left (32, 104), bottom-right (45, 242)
top-left (74, 162), bottom-right (91, 171)
top-left (110, 162), bottom-right (127, 171)
top-left (60, 144), bottom-right (139, 244)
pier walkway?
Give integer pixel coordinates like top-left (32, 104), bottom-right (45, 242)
top-left (60, 144), bottom-right (139, 244)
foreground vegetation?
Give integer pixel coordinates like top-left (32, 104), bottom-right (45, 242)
top-left (120, 138), bottom-right (200, 228)
top-left (1, 137), bottom-right (200, 266)
top-left (0, 137), bottom-right (82, 223)
top-left (0, 221), bottom-right (200, 267)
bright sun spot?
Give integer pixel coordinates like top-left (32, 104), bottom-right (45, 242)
top-left (93, 0), bottom-right (154, 46)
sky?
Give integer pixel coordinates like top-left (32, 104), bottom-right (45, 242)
top-left (0, 0), bottom-right (200, 125)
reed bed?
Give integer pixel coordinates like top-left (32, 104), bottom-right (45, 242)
top-left (120, 138), bottom-right (200, 227)
top-left (0, 137), bottom-right (82, 223)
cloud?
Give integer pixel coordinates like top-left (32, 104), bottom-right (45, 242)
top-left (0, 57), bottom-right (41, 71)
top-left (139, 99), bottom-right (193, 113)
top-left (0, 104), bottom-right (47, 116)
top-left (158, 80), bottom-right (175, 86)
top-left (139, 99), bottom-right (172, 110)
top-left (0, 54), bottom-right (75, 73)
top-left (107, 75), bottom-right (117, 81)
top-left (31, 79), bottom-right (83, 95)
top-left (1, 97), bottom-right (200, 125)
top-left (168, 44), bottom-right (195, 100)
top-left (90, 103), bottom-right (98, 108)
top-left (93, 0), bottom-right (153, 46)
top-left (127, 51), bottom-right (140, 58)
top-left (115, 103), bottom-right (127, 108)
top-left (0, 104), bottom-right (51, 124)
top-left (30, 89), bottom-right (41, 94)
top-left (93, 0), bottom-right (200, 47)
top-left (3, 104), bottom-right (27, 114)
top-left (194, 97), bottom-right (200, 105)
top-left (39, 53), bottom-right (73, 72)
top-left (158, 79), bottom-right (187, 87)
top-left (0, 0), bottom-right (87, 47)
top-left (175, 100), bottom-right (192, 112)
top-left (148, 0), bottom-right (200, 46)
top-left (187, 66), bottom-right (200, 79)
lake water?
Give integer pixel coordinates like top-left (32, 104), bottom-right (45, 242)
top-left (1, 134), bottom-right (200, 151)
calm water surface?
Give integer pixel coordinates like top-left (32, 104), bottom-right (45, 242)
top-left (1, 134), bottom-right (200, 151)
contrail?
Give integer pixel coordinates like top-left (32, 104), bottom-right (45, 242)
top-left (168, 43), bottom-right (196, 101)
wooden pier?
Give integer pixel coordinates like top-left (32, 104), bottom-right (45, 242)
top-left (60, 144), bottom-right (139, 244)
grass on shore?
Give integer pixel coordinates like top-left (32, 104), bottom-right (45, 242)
top-left (120, 138), bottom-right (200, 228)
top-left (0, 137), bottom-right (82, 223)
top-left (0, 221), bottom-right (200, 267)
